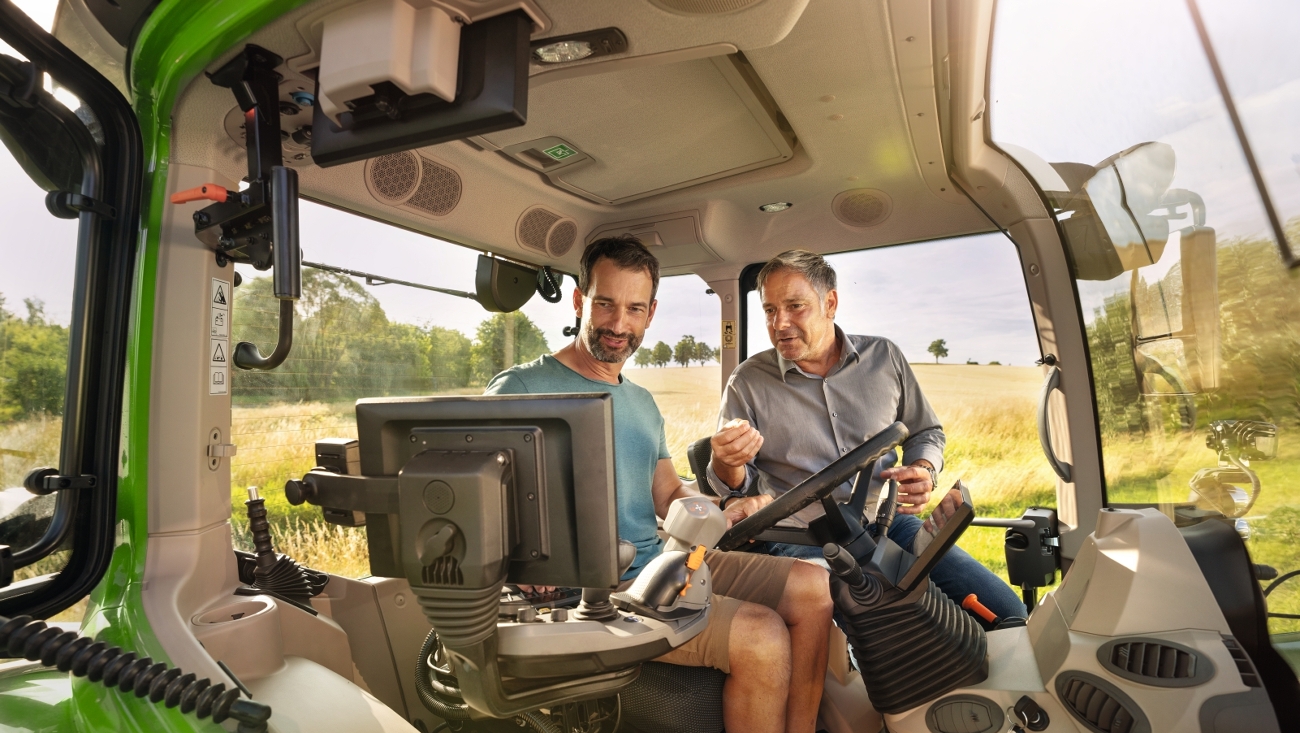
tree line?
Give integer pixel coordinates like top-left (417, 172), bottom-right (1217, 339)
top-left (634, 335), bottom-right (718, 368)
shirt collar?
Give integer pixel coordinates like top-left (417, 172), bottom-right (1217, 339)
top-left (778, 326), bottom-right (858, 381)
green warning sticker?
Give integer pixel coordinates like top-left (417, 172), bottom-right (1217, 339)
top-left (543, 143), bottom-right (578, 161)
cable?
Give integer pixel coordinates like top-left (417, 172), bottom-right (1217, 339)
top-left (537, 267), bottom-right (564, 303)
top-left (414, 628), bottom-right (472, 721)
top-left (1264, 570), bottom-right (1300, 619)
top-left (0, 615), bottom-right (271, 732)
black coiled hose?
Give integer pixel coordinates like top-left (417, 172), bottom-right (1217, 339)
top-left (0, 615), bottom-right (271, 732)
top-left (414, 628), bottom-right (563, 733)
top-left (536, 267), bottom-right (564, 303)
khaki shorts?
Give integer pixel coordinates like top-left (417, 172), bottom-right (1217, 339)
top-left (652, 550), bottom-right (795, 673)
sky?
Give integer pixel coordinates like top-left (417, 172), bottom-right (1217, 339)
top-left (2, 0), bottom-right (1294, 367)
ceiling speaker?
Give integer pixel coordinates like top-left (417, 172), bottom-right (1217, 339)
top-left (517, 206), bottom-right (578, 259)
top-left (364, 151), bottom-right (462, 218)
top-left (650, 0), bottom-right (766, 14)
top-left (832, 188), bottom-right (892, 228)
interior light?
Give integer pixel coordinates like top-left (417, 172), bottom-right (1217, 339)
top-left (759, 202), bottom-right (793, 213)
top-left (534, 40), bottom-right (594, 64)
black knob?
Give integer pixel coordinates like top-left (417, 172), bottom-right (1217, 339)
top-left (284, 478), bottom-right (314, 506)
top-left (23, 467), bottom-right (58, 496)
top-left (1005, 530), bottom-right (1030, 550)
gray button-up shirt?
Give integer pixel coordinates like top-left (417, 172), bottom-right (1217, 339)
top-left (707, 328), bottom-right (945, 526)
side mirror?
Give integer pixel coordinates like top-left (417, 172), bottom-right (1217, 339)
top-left (1179, 226), bottom-right (1220, 391)
top-left (1086, 141), bottom-right (1176, 271)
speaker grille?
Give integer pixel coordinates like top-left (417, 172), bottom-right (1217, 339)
top-left (407, 157), bottom-right (462, 216)
top-left (832, 188), bottom-right (892, 227)
top-left (517, 207), bottom-right (562, 253)
top-left (651, 0), bottom-right (765, 14)
top-left (1055, 672), bottom-right (1149, 733)
top-left (548, 220), bottom-right (577, 257)
top-left (368, 152), bottom-right (420, 202)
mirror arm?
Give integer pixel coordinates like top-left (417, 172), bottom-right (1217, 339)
top-left (235, 166), bottom-right (300, 371)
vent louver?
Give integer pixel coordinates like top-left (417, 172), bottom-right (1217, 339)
top-left (1097, 638), bottom-right (1211, 687)
top-left (1056, 672), bottom-right (1150, 733)
top-left (364, 152), bottom-right (461, 218)
top-left (516, 206), bottom-right (578, 259)
top-left (1222, 636), bottom-right (1261, 687)
top-left (422, 556), bottom-right (463, 587)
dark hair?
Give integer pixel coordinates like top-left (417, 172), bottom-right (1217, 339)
top-left (756, 249), bottom-right (837, 297)
top-left (578, 236), bottom-right (661, 301)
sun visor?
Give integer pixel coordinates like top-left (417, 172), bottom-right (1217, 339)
top-left (478, 52), bottom-right (796, 205)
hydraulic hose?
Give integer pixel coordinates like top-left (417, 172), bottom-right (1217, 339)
top-left (522, 709), bottom-right (563, 733)
top-left (0, 615), bottom-right (271, 732)
top-left (414, 628), bottom-right (472, 721)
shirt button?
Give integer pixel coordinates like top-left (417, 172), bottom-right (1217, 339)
top-left (842, 448), bottom-right (848, 454)
top-left (832, 412), bottom-right (838, 417)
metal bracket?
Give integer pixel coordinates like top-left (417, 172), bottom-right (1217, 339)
top-left (41, 474), bottom-right (98, 491)
top-left (45, 191), bottom-right (117, 219)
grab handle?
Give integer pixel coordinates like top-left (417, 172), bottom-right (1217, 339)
top-left (1037, 356), bottom-right (1073, 483)
top-left (234, 166), bottom-right (299, 371)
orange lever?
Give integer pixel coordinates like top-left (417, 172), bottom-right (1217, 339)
top-left (962, 594), bottom-right (998, 624)
top-left (680, 545), bottom-right (709, 596)
top-left (170, 184), bottom-right (231, 205)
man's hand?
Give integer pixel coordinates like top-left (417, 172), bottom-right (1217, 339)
top-left (913, 486), bottom-right (962, 556)
top-left (719, 494), bottom-right (773, 529)
top-left (710, 418), bottom-right (764, 489)
top-left (879, 460), bottom-right (934, 515)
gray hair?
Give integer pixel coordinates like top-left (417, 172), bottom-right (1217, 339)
top-left (756, 250), bottom-right (837, 297)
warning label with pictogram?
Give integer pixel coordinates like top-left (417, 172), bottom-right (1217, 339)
top-left (210, 278), bottom-right (230, 395)
top-left (721, 320), bottom-right (736, 349)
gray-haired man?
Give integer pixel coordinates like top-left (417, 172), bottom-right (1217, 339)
top-left (708, 249), bottom-right (1026, 624)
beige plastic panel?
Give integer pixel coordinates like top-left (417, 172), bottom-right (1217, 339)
top-left (246, 656), bottom-right (418, 733)
top-left (150, 164), bottom-right (241, 535)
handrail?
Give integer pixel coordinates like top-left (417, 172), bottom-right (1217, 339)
top-left (1037, 358), bottom-right (1073, 482)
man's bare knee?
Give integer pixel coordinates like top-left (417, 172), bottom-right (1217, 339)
top-left (728, 602), bottom-right (791, 675)
top-left (779, 561), bottom-right (833, 621)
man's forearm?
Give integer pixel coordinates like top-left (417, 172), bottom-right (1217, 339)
top-left (713, 461), bottom-right (747, 490)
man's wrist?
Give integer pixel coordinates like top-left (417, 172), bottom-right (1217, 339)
top-left (912, 459), bottom-right (937, 489)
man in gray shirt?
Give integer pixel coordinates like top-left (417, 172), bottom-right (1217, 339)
top-left (707, 250), bottom-right (1026, 624)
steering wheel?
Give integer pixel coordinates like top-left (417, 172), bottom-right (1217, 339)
top-left (716, 422), bottom-right (909, 551)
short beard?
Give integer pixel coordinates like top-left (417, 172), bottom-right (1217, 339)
top-left (583, 321), bottom-right (642, 363)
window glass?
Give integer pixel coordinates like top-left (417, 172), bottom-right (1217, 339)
top-left (230, 201), bottom-right (573, 577)
top-left (992, 0), bottom-right (1300, 632)
top-left (746, 234), bottom-right (1045, 582)
top-left (624, 275), bottom-right (720, 479)
top-left (0, 10), bottom-right (85, 621)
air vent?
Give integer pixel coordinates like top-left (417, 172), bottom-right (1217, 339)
top-left (516, 206), bottom-right (578, 258)
top-left (1222, 636), bottom-right (1261, 687)
top-left (364, 152), bottom-right (462, 218)
top-left (422, 556), bottom-right (463, 587)
top-left (650, 0), bottom-right (765, 14)
top-left (1055, 672), bottom-right (1150, 733)
top-left (832, 188), bottom-right (892, 228)
top-left (1098, 638), bottom-right (1211, 687)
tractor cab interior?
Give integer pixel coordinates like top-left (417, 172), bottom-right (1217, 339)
top-left (1, 1), bottom-right (1299, 732)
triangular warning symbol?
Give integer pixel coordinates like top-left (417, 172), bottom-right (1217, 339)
top-left (213, 342), bottom-right (227, 362)
top-left (214, 286), bottom-right (227, 305)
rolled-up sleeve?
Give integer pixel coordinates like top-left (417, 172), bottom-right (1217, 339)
top-left (892, 347), bottom-right (946, 472)
top-left (706, 373), bottom-right (761, 496)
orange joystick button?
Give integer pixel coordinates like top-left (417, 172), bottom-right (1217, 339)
top-left (680, 544), bottom-right (709, 596)
top-left (961, 594), bottom-right (998, 624)
top-left (170, 184), bottom-right (232, 205)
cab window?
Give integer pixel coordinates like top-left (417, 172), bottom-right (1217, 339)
top-left (230, 201), bottom-right (572, 578)
top-left (0, 7), bottom-right (100, 622)
top-left (625, 275), bottom-right (720, 479)
top-left (743, 234), bottom-right (1045, 583)
top-left (992, 0), bottom-right (1300, 632)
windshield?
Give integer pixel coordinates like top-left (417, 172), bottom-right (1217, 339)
top-left (992, 0), bottom-right (1300, 633)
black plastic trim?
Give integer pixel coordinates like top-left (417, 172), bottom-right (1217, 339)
top-left (0, 5), bottom-right (142, 619)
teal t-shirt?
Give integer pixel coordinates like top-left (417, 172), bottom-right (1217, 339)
top-left (484, 355), bottom-right (671, 577)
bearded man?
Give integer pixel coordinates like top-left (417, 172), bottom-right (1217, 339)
top-left (484, 237), bottom-right (834, 733)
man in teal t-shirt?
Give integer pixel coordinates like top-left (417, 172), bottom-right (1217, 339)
top-left (484, 237), bottom-right (833, 733)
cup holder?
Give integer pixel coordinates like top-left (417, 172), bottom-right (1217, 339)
top-left (194, 599), bottom-right (273, 625)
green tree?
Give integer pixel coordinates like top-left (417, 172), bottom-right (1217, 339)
top-left (470, 311), bottom-right (550, 385)
top-left (674, 335), bottom-right (697, 367)
top-left (927, 339), bottom-right (949, 364)
top-left (634, 347), bottom-right (652, 367)
top-left (427, 326), bottom-right (472, 390)
top-left (651, 341), bottom-right (672, 367)
top-left (0, 297), bottom-right (70, 421)
top-left (693, 340), bottom-right (716, 366)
